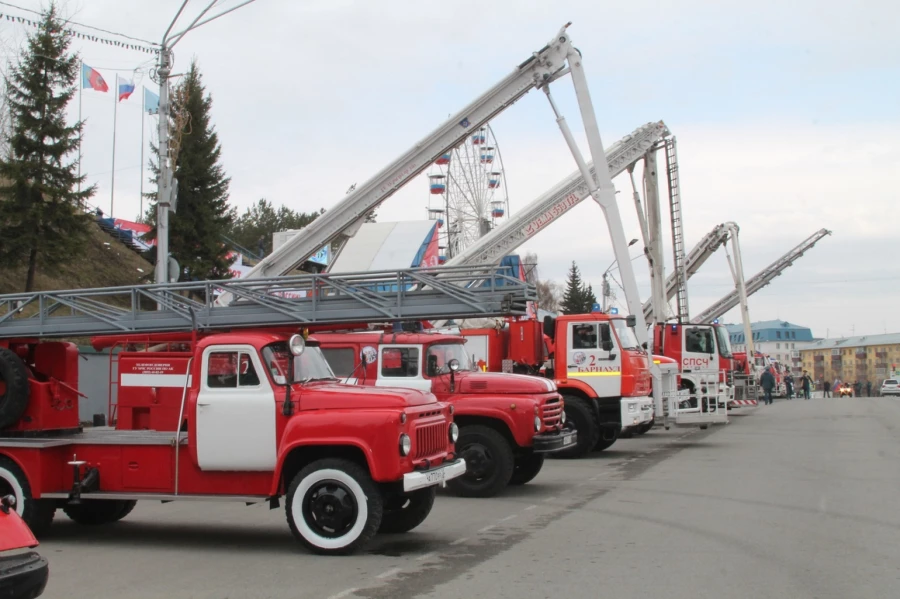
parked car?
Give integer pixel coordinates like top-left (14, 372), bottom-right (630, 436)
top-left (0, 494), bottom-right (48, 598)
top-left (881, 379), bottom-right (900, 397)
top-left (839, 383), bottom-right (854, 398)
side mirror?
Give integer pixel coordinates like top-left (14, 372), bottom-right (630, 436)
top-left (288, 334), bottom-right (305, 356)
top-left (602, 339), bottom-right (615, 352)
top-left (642, 341), bottom-right (648, 350)
top-left (0, 494), bottom-right (14, 514)
top-left (543, 315), bottom-right (556, 339)
top-left (600, 324), bottom-right (613, 352)
top-left (626, 315), bottom-right (637, 328)
top-left (427, 355), bottom-right (439, 377)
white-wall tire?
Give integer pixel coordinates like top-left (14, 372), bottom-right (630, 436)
top-left (0, 456), bottom-right (55, 535)
top-left (285, 458), bottom-right (382, 555)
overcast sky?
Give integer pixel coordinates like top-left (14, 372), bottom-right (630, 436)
top-left (6, 0), bottom-right (899, 338)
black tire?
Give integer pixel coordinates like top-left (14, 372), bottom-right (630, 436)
top-left (63, 499), bottom-right (136, 525)
top-left (0, 456), bottom-right (55, 535)
top-left (378, 487), bottom-right (435, 534)
top-left (285, 458), bottom-right (382, 555)
top-left (593, 434), bottom-right (618, 452)
top-left (508, 453), bottom-right (545, 486)
top-left (0, 348), bottom-right (30, 430)
top-left (446, 425), bottom-right (514, 498)
top-left (553, 397), bottom-right (599, 459)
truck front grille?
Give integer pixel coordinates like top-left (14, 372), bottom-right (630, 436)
top-left (541, 396), bottom-right (563, 428)
top-left (414, 422), bottom-right (446, 459)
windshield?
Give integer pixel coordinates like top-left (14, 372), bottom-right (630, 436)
top-left (425, 343), bottom-right (472, 376)
top-left (715, 326), bottom-right (733, 358)
top-left (262, 342), bottom-right (336, 384)
top-left (611, 319), bottom-right (641, 351)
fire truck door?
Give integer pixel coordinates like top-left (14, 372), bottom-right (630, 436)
top-left (196, 346), bottom-right (277, 471)
top-left (681, 326), bottom-right (717, 375)
top-left (375, 345), bottom-right (432, 392)
top-left (566, 321), bottom-right (621, 397)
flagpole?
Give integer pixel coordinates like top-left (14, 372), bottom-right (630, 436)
top-left (111, 76), bottom-right (118, 218)
top-left (78, 60), bottom-right (83, 196)
top-left (140, 89), bottom-right (145, 222)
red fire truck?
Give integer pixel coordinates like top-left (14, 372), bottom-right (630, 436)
top-left (457, 313), bottom-right (652, 458)
top-left (0, 268), bottom-right (533, 555)
top-left (316, 331), bottom-right (575, 498)
top-left (651, 322), bottom-right (732, 413)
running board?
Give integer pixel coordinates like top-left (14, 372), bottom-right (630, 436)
top-left (40, 492), bottom-right (270, 504)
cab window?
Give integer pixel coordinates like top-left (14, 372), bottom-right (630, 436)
top-left (207, 351), bottom-right (259, 388)
top-left (382, 347), bottom-right (419, 377)
top-left (322, 348), bottom-right (357, 378)
top-left (572, 324), bottom-right (598, 349)
top-left (685, 327), bottom-right (714, 354)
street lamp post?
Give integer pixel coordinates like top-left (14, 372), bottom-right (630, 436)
top-left (153, 0), bottom-right (257, 287)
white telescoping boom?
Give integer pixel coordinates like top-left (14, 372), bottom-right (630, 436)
top-left (443, 121), bottom-right (669, 268)
top-left (219, 26), bottom-right (579, 305)
top-left (691, 228), bottom-right (832, 324)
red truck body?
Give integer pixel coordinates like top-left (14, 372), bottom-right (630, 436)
top-left (316, 331), bottom-right (575, 497)
top-left (457, 314), bottom-right (652, 458)
top-left (0, 331), bottom-right (462, 555)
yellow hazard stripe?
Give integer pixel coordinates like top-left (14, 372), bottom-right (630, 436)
top-left (567, 371), bottom-right (622, 377)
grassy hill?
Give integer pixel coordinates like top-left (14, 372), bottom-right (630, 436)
top-left (0, 223), bottom-right (153, 295)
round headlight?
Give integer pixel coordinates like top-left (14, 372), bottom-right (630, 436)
top-left (449, 422), bottom-right (459, 443)
top-left (399, 433), bottom-right (411, 456)
top-left (534, 415), bottom-right (542, 432)
top-left (288, 334), bottom-right (306, 356)
top-left (560, 410), bottom-right (567, 425)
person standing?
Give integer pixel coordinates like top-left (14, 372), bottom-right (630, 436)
top-left (823, 379), bottom-right (831, 398)
top-left (854, 380), bottom-right (862, 397)
top-left (760, 368), bottom-right (776, 405)
top-left (866, 380), bottom-right (872, 397)
top-left (801, 370), bottom-right (812, 400)
top-left (785, 374), bottom-right (795, 399)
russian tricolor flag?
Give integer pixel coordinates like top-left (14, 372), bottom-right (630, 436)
top-left (117, 75), bottom-right (135, 102)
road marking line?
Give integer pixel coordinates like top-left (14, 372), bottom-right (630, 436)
top-left (327, 589), bottom-right (358, 599)
top-left (499, 514), bottom-right (517, 522)
top-left (376, 568), bottom-right (401, 579)
top-left (451, 537), bottom-right (469, 545)
top-left (524, 504), bottom-right (537, 511)
top-left (478, 525), bottom-right (495, 533)
top-left (416, 551), bottom-right (437, 561)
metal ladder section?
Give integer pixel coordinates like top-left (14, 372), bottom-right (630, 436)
top-left (690, 228), bottom-right (833, 324)
top-left (0, 265), bottom-right (535, 339)
top-left (665, 137), bottom-right (689, 322)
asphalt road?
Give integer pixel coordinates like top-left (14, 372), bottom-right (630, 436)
top-left (36, 397), bottom-right (900, 599)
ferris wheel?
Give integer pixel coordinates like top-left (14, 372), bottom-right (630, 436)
top-left (426, 124), bottom-right (509, 260)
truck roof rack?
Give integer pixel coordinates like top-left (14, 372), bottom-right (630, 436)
top-left (0, 265), bottom-right (535, 339)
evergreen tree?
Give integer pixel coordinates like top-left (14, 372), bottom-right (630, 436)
top-left (561, 261), bottom-right (586, 315)
top-left (228, 198), bottom-right (323, 257)
top-left (583, 283), bottom-right (598, 312)
top-left (0, 4), bottom-right (94, 291)
top-left (145, 60), bottom-right (235, 281)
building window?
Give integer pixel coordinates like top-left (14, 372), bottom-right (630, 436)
top-left (776, 343), bottom-right (780, 349)
top-left (777, 332), bottom-right (781, 339)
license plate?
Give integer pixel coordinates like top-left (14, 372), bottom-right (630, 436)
top-left (425, 468), bottom-right (447, 484)
top-left (562, 434), bottom-right (575, 446)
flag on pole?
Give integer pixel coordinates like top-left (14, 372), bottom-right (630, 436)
top-left (117, 75), bottom-right (135, 102)
top-left (82, 63), bottom-right (108, 92)
top-left (143, 87), bottom-right (159, 114)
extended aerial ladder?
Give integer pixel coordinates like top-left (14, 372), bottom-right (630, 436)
top-left (220, 25), bottom-right (590, 305)
top-left (0, 266), bottom-right (535, 339)
top-left (691, 228), bottom-right (833, 324)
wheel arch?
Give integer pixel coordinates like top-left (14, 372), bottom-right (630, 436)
top-left (274, 443), bottom-right (373, 497)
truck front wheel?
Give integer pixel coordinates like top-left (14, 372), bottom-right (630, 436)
top-left (63, 500), bottom-right (137, 525)
top-left (446, 425), bottom-right (514, 498)
top-left (553, 397), bottom-right (599, 459)
top-left (286, 458), bottom-right (383, 555)
top-left (508, 453), bottom-right (545, 485)
top-left (378, 487), bottom-right (435, 534)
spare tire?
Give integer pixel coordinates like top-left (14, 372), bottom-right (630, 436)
top-left (0, 347), bottom-right (30, 429)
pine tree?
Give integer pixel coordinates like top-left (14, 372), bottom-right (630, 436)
top-left (145, 60), bottom-right (235, 281)
top-left (583, 283), bottom-right (598, 313)
top-left (0, 4), bottom-right (95, 291)
top-left (228, 199), bottom-right (323, 257)
top-left (561, 261), bottom-right (586, 315)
